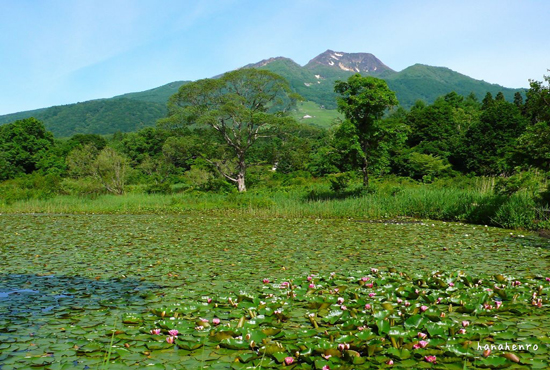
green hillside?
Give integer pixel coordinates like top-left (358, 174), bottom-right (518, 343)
top-left (0, 107), bottom-right (49, 125)
top-left (384, 64), bottom-right (523, 107)
top-left (113, 81), bottom-right (188, 104)
top-left (1, 98), bottom-right (167, 137)
top-left (290, 101), bottom-right (343, 128)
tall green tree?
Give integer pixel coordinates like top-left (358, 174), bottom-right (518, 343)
top-left (0, 118), bottom-right (54, 180)
top-left (461, 99), bottom-right (526, 175)
top-left (518, 73), bottom-right (550, 170)
top-left (161, 69), bottom-right (298, 192)
top-left (334, 74), bottom-right (399, 186)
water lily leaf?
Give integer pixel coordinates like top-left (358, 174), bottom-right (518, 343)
top-left (385, 347), bottom-right (411, 360)
top-left (404, 314), bottom-right (427, 329)
top-left (176, 337), bottom-right (204, 350)
top-left (237, 352), bottom-right (257, 363)
top-left (272, 351), bottom-right (291, 363)
top-left (479, 356), bottom-right (511, 368)
top-left (259, 342), bottom-right (285, 356)
top-left (376, 319), bottom-right (390, 336)
top-left (262, 328), bottom-right (281, 336)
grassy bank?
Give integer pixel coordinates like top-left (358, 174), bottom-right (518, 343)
top-left (1, 182), bottom-right (548, 230)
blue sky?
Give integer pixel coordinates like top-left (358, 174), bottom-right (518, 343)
top-left (0, 0), bottom-right (548, 115)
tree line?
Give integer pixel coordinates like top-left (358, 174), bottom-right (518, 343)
top-left (1, 69), bottom-right (549, 197)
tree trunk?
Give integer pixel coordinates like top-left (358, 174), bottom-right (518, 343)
top-left (362, 155), bottom-right (369, 187)
top-left (361, 140), bottom-right (369, 187)
top-left (236, 156), bottom-right (247, 192)
top-left (237, 172), bottom-right (246, 192)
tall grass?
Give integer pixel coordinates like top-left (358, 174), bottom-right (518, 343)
top-left (2, 182), bottom-right (548, 230)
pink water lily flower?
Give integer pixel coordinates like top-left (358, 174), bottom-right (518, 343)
top-left (418, 332), bottom-right (427, 339)
top-left (307, 276), bottom-right (313, 281)
top-left (262, 278), bottom-right (270, 284)
top-left (364, 304), bottom-right (371, 310)
top-left (337, 297), bottom-right (345, 304)
top-left (483, 349), bottom-right (491, 357)
top-left (166, 336), bottom-right (175, 344)
top-left (284, 356), bottom-right (294, 365)
top-left (212, 318), bottom-right (220, 325)
top-left (449, 282), bottom-right (455, 287)
top-left (420, 305), bottom-right (428, 312)
top-left (462, 321), bottom-right (470, 327)
top-left (546, 277), bottom-right (550, 282)
top-left (308, 283), bottom-right (316, 289)
top-left (387, 359), bottom-right (394, 365)
top-left (495, 301), bottom-right (503, 309)
top-left (361, 276), bottom-right (370, 282)
top-left (425, 355), bottom-right (437, 363)
top-left (458, 328), bottom-right (466, 334)
top-left (368, 293), bottom-right (376, 298)
top-left (281, 282), bottom-right (290, 288)
top-left (366, 283), bottom-right (374, 288)
top-left (322, 366), bottom-right (331, 370)
top-left (168, 329), bottom-right (178, 336)
top-left (150, 329), bottom-right (161, 335)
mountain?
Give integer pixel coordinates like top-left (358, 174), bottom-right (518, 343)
top-left (305, 49), bottom-right (394, 75)
top-left (0, 82), bottom-right (189, 137)
top-left (113, 80), bottom-right (188, 104)
top-left (0, 98), bottom-right (168, 137)
top-left (0, 50), bottom-right (525, 136)
top-left (254, 50), bottom-right (523, 109)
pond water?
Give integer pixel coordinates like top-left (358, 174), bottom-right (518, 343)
top-left (0, 214), bottom-right (548, 369)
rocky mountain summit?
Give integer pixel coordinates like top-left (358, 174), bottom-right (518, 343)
top-left (304, 49), bottom-right (394, 74)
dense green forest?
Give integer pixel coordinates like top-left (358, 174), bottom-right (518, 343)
top-left (1, 70), bottom-right (548, 229)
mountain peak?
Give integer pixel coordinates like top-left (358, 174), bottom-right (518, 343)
top-left (241, 56), bottom-right (298, 69)
top-left (305, 50), bottom-right (394, 74)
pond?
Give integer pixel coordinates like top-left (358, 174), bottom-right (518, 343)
top-left (0, 215), bottom-right (548, 369)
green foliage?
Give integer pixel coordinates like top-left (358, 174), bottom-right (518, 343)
top-left (145, 182), bottom-right (172, 194)
top-left (494, 171), bottom-right (543, 197)
top-left (1, 99), bottom-right (167, 137)
top-left (328, 172), bottom-right (354, 192)
top-left (461, 100), bottom-right (526, 175)
top-left (0, 173), bottom-right (62, 204)
top-left (66, 145), bottom-right (130, 194)
top-left (162, 68), bottom-right (298, 192)
top-left (407, 152), bottom-right (451, 182)
top-left (0, 117), bottom-right (55, 180)
top-left (334, 74), bottom-right (400, 186)
top-left (524, 75), bottom-right (550, 124)
top-left (65, 133), bottom-right (107, 152)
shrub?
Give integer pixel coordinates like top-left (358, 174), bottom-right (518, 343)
top-left (328, 172), bottom-right (353, 192)
top-left (145, 183), bottom-right (172, 194)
